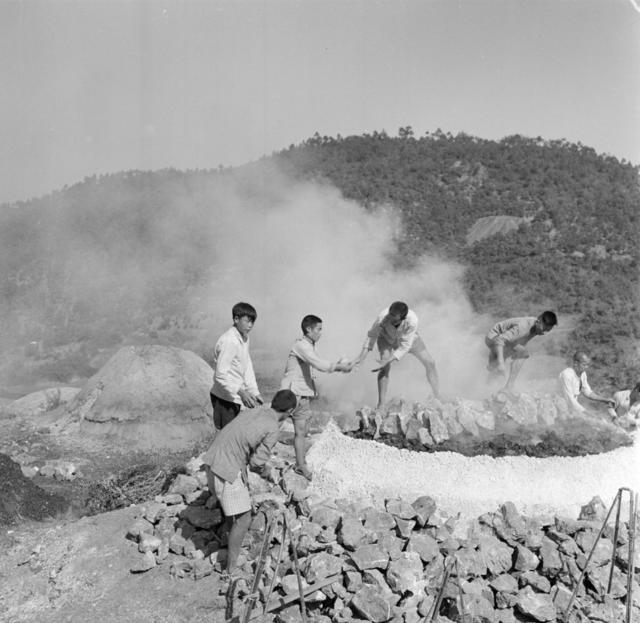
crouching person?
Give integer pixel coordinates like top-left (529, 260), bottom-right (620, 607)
top-left (202, 389), bottom-right (297, 578)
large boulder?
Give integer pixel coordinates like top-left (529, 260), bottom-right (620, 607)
top-left (3, 387), bottom-right (81, 418)
top-left (60, 345), bottom-right (213, 450)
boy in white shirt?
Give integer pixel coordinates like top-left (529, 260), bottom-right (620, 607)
top-left (281, 314), bottom-right (352, 479)
top-left (210, 302), bottom-right (263, 430)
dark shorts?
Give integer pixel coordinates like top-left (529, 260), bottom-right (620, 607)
top-left (210, 393), bottom-right (241, 430)
top-left (485, 338), bottom-right (529, 370)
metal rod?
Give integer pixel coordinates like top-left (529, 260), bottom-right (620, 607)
top-left (262, 519), bottom-right (287, 615)
top-left (427, 558), bottom-right (454, 623)
top-left (241, 516), bottom-right (277, 623)
top-left (608, 489), bottom-right (623, 594)
top-left (454, 559), bottom-right (467, 623)
top-left (287, 515), bottom-right (308, 623)
top-left (626, 493), bottom-right (637, 623)
top-left (563, 490), bottom-right (621, 620)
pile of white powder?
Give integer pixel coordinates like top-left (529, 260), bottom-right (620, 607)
top-left (307, 423), bottom-right (639, 529)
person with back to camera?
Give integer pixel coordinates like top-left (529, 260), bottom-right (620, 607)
top-left (201, 389), bottom-right (297, 581)
top-left (485, 310), bottom-right (558, 395)
top-left (210, 302), bottom-right (263, 430)
top-left (352, 301), bottom-right (440, 409)
top-left (558, 351), bottom-right (614, 416)
top-left (608, 381), bottom-right (640, 428)
top-left (280, 314), bottom-right (352, 480)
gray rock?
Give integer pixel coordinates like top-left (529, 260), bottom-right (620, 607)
top-left (411, 496), bottom-right (436, 527)
top-left (490, 574), bottom-right (518, 594)
top-left (586, 564), bottom-right (627, 599)
top-left (385, 552), bottom-right (425, 594)
top-left (515, 585), bottom-right (556, 621)
top-left (126, 517), bottom-right (155, 540)
top-left (143, 502), bottom-right (167, 524)
top-left (351, 545), bottom-right (389, 571)
top-left (616, 543), bottom-right (640, 572)
top-left (385, 498), bottom-right (416, 520)
top-left (514, 544), bottom-right (540, 571)
top-left (130, 550), bottom-right (156, 573)
top-left (351, 585), bottom-right (393, 622)
top-left (339, 515), bottom-right (367, 551)
top-left (417, 427), bottom-right (435, 447)
top-left (378, 534), bottom-right (405, 560)
top-left (168, 474), bottom-right (200, 497)
top-left (455, 548), bottom-right (487, 577)
top-left (478, 535), bottom-right (513, 575)
top-left (138, 533), bottom-right (162, 554)
top-left (519, 571), bottom-right (551, 593)
top-left (180, 505), bottom-right (223, 530)
top-left (311, 506), bottom-right (343, 530)
top-left (304, 552), bottom-right (344, 582)
top-left (539, 537), bottom-right (562, 577)
top-left (574, 532), bottom-right (612, 566)
top-left (578, 496), bottom-right (607, 522)
top-left (363, 509), bottom-right (396, 532)
top-left (403, 418), bottom-right (424, 441)
top-left (406, 533), bottom-right (439, 563)
top-left (345, 570), bottom-right (363, 592)
top-left (426, 411), bottom-right (449, 444)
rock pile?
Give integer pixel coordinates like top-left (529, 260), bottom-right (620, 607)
top-left (351, 395), bottom-right (631, 457)
top-left (126, 456), bottom-right (639, 623)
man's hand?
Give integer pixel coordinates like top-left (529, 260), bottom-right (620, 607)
top-left (495, 362), bottom-right (507, 376)
top-left (238, 389), bottom-right (258, 408)
top-left (255, 394), bottom-right (265, 405)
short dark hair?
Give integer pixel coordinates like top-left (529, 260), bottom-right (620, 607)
top-left (232, 302), bottom-right (257, 322)
top-left (301, 314), bottom-right (322, 335)
top-left (573, 351), bottom-right (589, 364)
top-left (389, 301), bottom-right (409, 319)
top-left (271, 389), bottom-right (297, 412)
top-left (540, 311), bottom-right (557, 327)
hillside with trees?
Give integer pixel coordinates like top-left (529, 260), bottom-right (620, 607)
top-left (0, 130), bottom-right (637, 391)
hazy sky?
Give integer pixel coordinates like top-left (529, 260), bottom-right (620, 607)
top-left (1, 0), bottom-right (638, 204)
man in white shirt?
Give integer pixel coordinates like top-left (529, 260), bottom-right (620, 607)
top-left (210, 302), bottom-right (263, 430)
top-left (558, 351), bottom-right (614, 415)
top-left (353, 301), bottom-right (440, 409)
top-left (281, 314), bottom-right (352, 479)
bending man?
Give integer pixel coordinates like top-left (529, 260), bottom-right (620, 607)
top-left (485, 311), bottom-right (557, 394)
top-left (202, 389), bottom-right (297, 578)
top-left (354, 301), bottom-right (440, 408)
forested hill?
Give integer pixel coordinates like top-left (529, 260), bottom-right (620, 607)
top-left (273, 131), bottom-right (640, 387)
top-left (0, 130), bottom-right (638, 389)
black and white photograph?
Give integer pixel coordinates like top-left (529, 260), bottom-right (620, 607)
top-left (0, 1), bottom-right (639, 621)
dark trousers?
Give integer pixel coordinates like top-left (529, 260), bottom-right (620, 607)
top-left (210, 393), bottom-right (241, 430)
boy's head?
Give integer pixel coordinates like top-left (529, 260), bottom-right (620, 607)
top-left (232, 302), bottom-right (257, 337)
top-left (271, 389), bottom-right (297, 417)
top-left (387, 301), bottom-right (409, 327)
top-left (572, 351), bottom-right (590, 373)
top-left (534, 310), bottom-right (557, 335)
top-left (301, 314), bottom-right (323, 342)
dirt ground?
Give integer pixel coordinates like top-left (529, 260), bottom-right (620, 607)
top-left (0, 506), bottom-right (230, 623)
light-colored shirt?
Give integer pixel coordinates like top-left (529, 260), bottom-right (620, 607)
top-left (202, 406), bottom-right (280, 483)
top-left (365, 307), bottom-right (419, 361)
top-left (210, 326), bottom-right (259, 405)
top-left (486, 317), bottom-right (537, 348)
top-left (280, 336), bottom-right (334, 397)
top-left (559, 367), bottom-right (596, 414)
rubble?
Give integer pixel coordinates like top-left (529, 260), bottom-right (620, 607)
top-left (125, 455), bottom-right (640, 623)
top-left (354, 395), bottom-right (632, 458)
